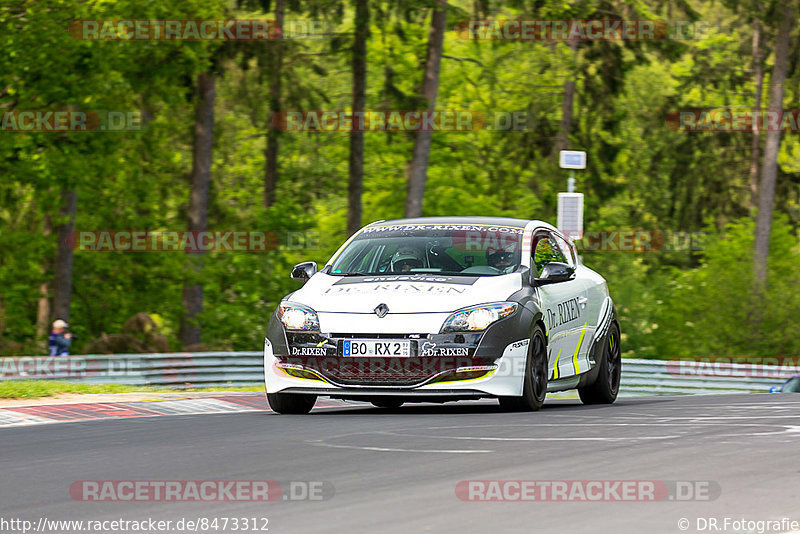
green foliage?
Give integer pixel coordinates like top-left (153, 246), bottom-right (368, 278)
top-left (647, 216), bottom-right (800, 358)
top-left (0, 0), bottom-right (798, 358)
top-left (0, 380), bottom-right (159, 399)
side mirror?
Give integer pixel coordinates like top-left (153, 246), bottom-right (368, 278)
top-left (534, 262), bottom-right (575, 284)
top-left (290, 261), bottom-right (317, 282)
top-left (769, 386), bottom-right (780, 394)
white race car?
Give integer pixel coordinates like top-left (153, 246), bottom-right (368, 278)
top-left (264, 217), bottom-right (621, 414)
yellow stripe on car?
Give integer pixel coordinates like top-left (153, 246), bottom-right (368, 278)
top-left (552, 349), bottom-right (561, 379)
top-left (572, 323), bottom-right (587, 374)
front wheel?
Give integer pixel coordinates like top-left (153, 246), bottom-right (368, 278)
top-left (499, 324), bottom-right (548, 412)
top-left (578, 321), bottom-right (621, 405)
top-left (267, 392), bottom-right (316, 414)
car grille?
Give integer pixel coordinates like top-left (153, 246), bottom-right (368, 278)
top-left (282, 332), bottom-right (480, 387)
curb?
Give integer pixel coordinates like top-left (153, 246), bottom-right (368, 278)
top-left (0, 394), bottom-right (347, 428)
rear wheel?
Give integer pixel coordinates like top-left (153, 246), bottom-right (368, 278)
top-left (371, 398), bottom-right (404, 409)
top-left (267, 392), bottom-right (316, 414)
top-left (499, 324), bottom-right (548, 412)
top-left (578, 321), bottom-right (621, 405)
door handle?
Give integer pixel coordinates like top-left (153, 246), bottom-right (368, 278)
top-left (577, 296), bottom-right (588, 307)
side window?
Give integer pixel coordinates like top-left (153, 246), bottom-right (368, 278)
top-left (532, 231), bottom-right (575, 276)
top-left (551, 234), bottom-right (576, 268)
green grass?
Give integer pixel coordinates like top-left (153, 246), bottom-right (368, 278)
top-left (0, 381), bottom-right (264, 399)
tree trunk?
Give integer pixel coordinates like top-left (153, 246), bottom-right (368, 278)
top-left (52, 189), bottom-right (76, 322)
top-left (35, 215), bottom-right (52, 353)
top-left (748, 18), bottom-right (763, 213)
top-left (404, 0), bottom-right (447, 218)
top-left (753, 1), bottom-right (792, 286)
top-left (347, 0), bottom-right (369, 236)
top-left (264, 0), bottom-right (284, 209)
top-left (180, 71), bottom-right (215, 348)
top-left (35, 282), bottom-right (50, 353)
top-left (554, 39), bottom-right (579, 156)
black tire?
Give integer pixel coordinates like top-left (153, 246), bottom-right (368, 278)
top-left (578, 321), bottom-right (621, 405)
top-left (267, 392), bottom-right (317, 414)
top-left (499, 324), bottom-right (548, 412)
top-left (371, 398), bottom-right (404, 409)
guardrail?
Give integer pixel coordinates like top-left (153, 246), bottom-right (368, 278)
top-left (0, 352), bottom-right (264, 388)
top-left (0, 354), bottom-right (796, 394)
top-left (620, 358), bottom-right (796, 396)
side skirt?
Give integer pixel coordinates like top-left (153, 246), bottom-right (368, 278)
top-left (547, 376), bottom-right (580, 392)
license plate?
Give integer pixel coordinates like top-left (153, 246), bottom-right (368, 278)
top-left (343, 340), bottom-right (411, 357)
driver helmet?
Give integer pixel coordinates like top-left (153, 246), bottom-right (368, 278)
top-left (391, 246), bottom-right (424, 272)
top-left (486, 246), bottom-right (519, 270)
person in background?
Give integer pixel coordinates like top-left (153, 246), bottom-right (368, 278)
top-left (49, 319), bottom-right (72, 356)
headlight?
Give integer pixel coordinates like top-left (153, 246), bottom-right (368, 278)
top-left (278, 303), bottom-right (320, 331)
top-left (440, 303), bottom-right (517, 333)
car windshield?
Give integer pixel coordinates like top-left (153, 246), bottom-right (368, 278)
top-left (329, 223), bottom-right (524, 276)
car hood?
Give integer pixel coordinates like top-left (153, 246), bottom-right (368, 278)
top-left (290, 272), bottom-right (523, 314)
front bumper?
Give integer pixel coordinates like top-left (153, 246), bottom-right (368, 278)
top-left (264, 308), bottom-right (534, 398)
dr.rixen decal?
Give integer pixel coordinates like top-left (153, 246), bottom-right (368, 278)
top-left (547, 297), bottom-right (582, 328)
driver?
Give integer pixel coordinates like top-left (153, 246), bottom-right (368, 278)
top-left (486, 246), bottom-right (519, 271)
top-left (391, 246), bottom-right (424, 273)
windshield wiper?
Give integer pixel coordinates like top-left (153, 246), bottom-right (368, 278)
top-left (331, 271), bottom-right (370, 276)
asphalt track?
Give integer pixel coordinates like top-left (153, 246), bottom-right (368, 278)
top-left (1, 394), bottom-right (799, 534)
